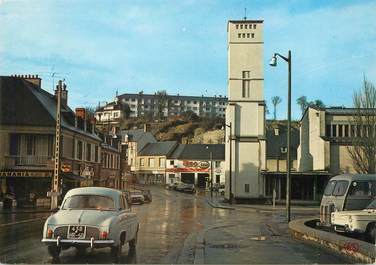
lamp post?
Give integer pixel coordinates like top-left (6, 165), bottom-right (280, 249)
top-left (206, 145), bottom-right (213, 198)
top-left (225, 122), bottom-right (233, 204)
top-left (269, 50), bottom-right (292, 222)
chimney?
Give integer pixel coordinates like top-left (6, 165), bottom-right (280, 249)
top-left (61, 83), bottom-right (68, 106)
top-left (75, 108), bottom-right (87, 131)
top-left (14, 74), bottom-right (41, 88)
top-left (54, 81), bottom-right (68, 106)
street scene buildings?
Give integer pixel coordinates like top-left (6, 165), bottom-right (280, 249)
top-left (0, 1), bottom-right (375, 264)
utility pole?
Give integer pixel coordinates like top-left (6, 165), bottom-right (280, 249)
top-left (229, 122), bottom-right (233, 204)
top-left (50, 80), bottom-right (63, 210)
top-left (286, 50), bottom-right (292, 222)
top-left (210, 150), bottom-right (213, 198)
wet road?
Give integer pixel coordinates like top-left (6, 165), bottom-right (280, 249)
top-left (0, 186), bottom-right (348, 264)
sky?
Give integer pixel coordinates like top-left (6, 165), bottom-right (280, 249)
top-left (0, 0), bottom-right (375, 120)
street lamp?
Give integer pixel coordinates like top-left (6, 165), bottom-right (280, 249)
top-left (224, 122), bottom-right (233, 205)
top-left (270, 50), bottom-right (292, 223)
top-left (205, 145), bottom-right (213, 198)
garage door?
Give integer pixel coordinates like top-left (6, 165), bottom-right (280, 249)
top-left (181, 173), bottom-right (195, 184)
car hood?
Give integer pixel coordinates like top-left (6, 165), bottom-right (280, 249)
top-left (333, 209), bottom-right (376, 217)
top-left (48, 209), bottom-right (116, 226)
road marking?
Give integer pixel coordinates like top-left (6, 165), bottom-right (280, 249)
top-left (0, 218), bottom-right (44, 227)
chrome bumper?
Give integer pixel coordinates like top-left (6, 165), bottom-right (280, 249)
top-left (42, 236), bottom-right (115, 248)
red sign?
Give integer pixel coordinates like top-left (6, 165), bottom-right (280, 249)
top-left (182, 161), bottom-right (210, 169)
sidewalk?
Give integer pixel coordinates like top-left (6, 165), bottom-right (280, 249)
top-left (0, 206), bottom-right (56, 214)
top-left (207, 196), bottom-right (320, 213)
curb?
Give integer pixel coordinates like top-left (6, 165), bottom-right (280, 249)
top-left (206, 198), bottom-right (235, 210)
top-left (194, 231), bottom-right (205, 264)
top-left (289, 218), bottom-right (375, 263)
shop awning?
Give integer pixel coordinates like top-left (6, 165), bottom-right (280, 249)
top-left (61, 172), bottom-right (87, 181)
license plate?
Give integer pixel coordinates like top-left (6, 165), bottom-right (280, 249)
top-left (68, 225), bottom-right (86, 239)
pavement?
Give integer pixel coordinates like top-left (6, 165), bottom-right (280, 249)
top-left (0, 186), bottom-right (348, 264)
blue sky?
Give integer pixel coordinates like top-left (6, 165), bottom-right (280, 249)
top-left (1, 0), bottom-right (375, 120)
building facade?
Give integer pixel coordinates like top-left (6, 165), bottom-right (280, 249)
top-left (132, 141), bottom-right (178, 184)
top-left (225, 20), bottom-right (266, 201)
top-left (0, 76), bottom-right (102, 207)
top-left (98, 93), bottom-right (227, 120)
top-left (166, 144), bottom-right (225, 189)
top-left (99, 140), bottom-right (121, 189)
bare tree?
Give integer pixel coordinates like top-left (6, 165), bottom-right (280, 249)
top-left (347, 79), bottom-right (376, 173)
top-left (271, 96), bottom-right (282, 120)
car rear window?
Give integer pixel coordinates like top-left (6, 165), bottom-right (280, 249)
top-left (62, 195), bottom-right (115, 210)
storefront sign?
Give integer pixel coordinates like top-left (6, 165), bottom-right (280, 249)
top-left (61, 164), bottom-right (72, 173)
top-left (0, 171), bottom-right (52, 177)
top-left (182, 161), bottom-right (210, 169)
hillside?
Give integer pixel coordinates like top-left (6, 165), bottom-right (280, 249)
top-left (121, 111), bottom-right (225, 144)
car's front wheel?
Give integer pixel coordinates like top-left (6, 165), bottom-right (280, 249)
top-left (366, 223), bottom-right (376, 243)
top-left (47, 245), bottom-right (61, 259)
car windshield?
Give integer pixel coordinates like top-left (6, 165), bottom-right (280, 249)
top-left (62, 195), bottom-right (115, 210)
top-left (366, 200), bottom-right (376, 209)
top-left (131, 191), bottom-right (142, 195)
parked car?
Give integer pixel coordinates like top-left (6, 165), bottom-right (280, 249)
top-left (166, 182), bottom-right (177, 190)
top-left (183, 183), bottom-right (195, 193)
top-left (141, 189), bottom-right (152, 202)
top-left (41, 187), bottom-right (139, 260)
top-left (129, 190), bottom-right (145, 204)
top-left (331, 199), bottom-right (376, 242)
top-left (218, 184), bottom-right (225, 195)
top-left (320, 174), bottom-right (376, 226)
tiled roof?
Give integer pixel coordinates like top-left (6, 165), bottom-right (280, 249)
top-left (168, 144), bottom-right (225, 160)
top-left (138, 141), bottom-right (178, 156)
top-left (120, 129), bottom-right (156, 152)
top-left (0, 76), bottom-right (101, 141)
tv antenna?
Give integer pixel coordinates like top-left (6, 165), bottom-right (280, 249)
top-left (244, 8), bottom-right (247, 20)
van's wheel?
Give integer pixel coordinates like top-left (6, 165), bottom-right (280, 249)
top-left (47, 245), bottom-right (61, 259)
top-left (366, 223), bottom-right (376, 243)
top-left (129, 231), bottom-right (138, 250)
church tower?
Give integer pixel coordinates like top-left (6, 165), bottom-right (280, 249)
top-left (225, 19), bottom-right (266, 200)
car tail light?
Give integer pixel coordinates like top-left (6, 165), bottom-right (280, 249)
top-left (47, 229), bottom-right (53, 238)
top-left (100, 231), bottom-right (108, 239)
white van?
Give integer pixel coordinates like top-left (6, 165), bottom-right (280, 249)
top-left (320, 174), bottom-right (376, 226)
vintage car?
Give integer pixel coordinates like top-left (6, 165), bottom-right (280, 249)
top-left (41, 187), bottom-right (139, 260)
top-left (331, 199), bottom-right (376, 242)
top-left (141, 189), bottom-right (152, 202)
top-left (129, 190), bottom-right (145, 204)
